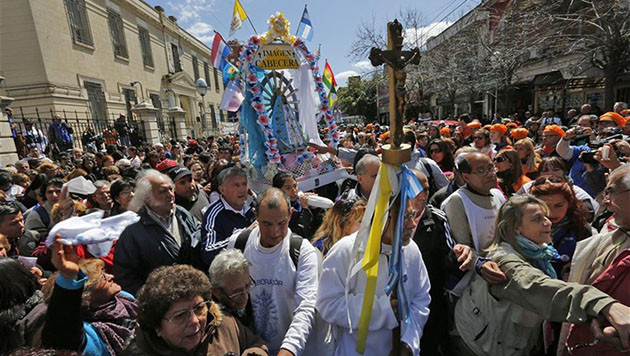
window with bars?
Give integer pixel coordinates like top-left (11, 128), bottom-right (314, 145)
top-left (123, 88), bottom-right (137, 120)
top-left (85, 81), bottom-right (107, 130)
top-left (107, 9), bottom-right (128, 58)
top-left (138, 27), bottom-right (153, 67)
top-left (192, 56), bottom-right (200, 80)
top-left (213, 67), bottom-right (220, 92)
top-left (171, 43), bottom-right (182, 72)
top-left (203, 61), bottom-right (211, 89)
top-left (65, 0), bottom-right (93, 46)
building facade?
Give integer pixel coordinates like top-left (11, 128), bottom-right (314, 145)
top-left (0, 0), bottom-right (227, 141)
top-left (422, 0), bottom-right (630, 119)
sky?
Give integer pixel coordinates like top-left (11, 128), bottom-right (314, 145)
top-left (144, 0), bottom-right (482, 86)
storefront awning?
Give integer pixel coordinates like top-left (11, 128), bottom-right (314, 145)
top-left (533, 71), bottom-right (565, 87)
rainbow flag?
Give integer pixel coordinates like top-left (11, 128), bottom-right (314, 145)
top-left (322, 60), bottom-right (337, 91)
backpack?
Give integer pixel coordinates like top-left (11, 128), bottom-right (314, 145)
top-left (234, 229), bottom-right (302, 268)
top-left (35, 205), bottom-right (50, 228)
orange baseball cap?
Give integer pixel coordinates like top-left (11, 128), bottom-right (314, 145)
top-left (490, 124), bottom-right (508, 135)
top-left (510, 128), bottom-right (529, 140)
top-left (599, 112), bottom-right (626, 127)
top-left (543, 125), bottom-right (565, 137)
top-left (467, 121), bottom-right (482, 129)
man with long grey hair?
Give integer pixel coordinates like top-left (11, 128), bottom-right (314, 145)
top-left (113, 169), bottom-right (202, 295)
top-left (209, 248), bottom-right (254, 327)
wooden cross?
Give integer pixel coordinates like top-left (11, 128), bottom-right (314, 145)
top-left (369, 19), bottom-right (420, 164)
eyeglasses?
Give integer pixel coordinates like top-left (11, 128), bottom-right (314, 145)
top-left (429, 148), bottom-right (442, 154)
top-left (533, 176), bottom-right (566, 186)
top-left (163, 300), bottom-right (211, 325)
top-left (467, 166), bottom-right (497, 176)
top-left (221, 277), bottom-right (256, 300)
top-left (604, 187), bottom-right (630, 197)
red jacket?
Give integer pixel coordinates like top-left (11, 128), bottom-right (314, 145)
top-left (565, 249), bottom-right (630, 355)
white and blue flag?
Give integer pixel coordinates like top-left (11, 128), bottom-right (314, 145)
top-left (296, 5), bottom-right (314, 41)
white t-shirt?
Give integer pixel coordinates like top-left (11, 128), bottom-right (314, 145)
top-left (228, 227), bottom-right (319, 356)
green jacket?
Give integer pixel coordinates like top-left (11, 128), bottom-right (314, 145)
top-left (455, 243), bottom-right (616, 356)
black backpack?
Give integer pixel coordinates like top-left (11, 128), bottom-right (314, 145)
top-left (234, 229), bottom-right (302, 268)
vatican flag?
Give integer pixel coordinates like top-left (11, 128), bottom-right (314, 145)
top-left (229, 0), bottom-right (248, 37)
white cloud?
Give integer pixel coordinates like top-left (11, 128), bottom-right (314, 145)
top-left (403, 21), bottom-right (453, 48)
top-left (167, 0), bottom-right (214, 24)
top-left (336, 70), bottom-right (360, 81)
top-left (186, 22), bottom-right (214, 43)
top-left (353, 60), bottom-right (373, 71)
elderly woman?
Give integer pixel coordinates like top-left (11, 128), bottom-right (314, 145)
top-left (86, 180), bottom-right (113, 214)
top-left (124, 264), bottom-right (267, 356)
top-left (41, 236), bottom-right (137, 356)
top-left (208, 248), bottom-right (253, 328)
top-left (453, 195), bottom-right (630, 356)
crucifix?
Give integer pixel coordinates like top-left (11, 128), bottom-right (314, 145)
top-left (368, 19), bottom-right (420, 356)
top-left (369, 19), bottom-right (420, 165)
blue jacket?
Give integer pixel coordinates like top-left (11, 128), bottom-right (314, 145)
top-left (113, 206), bottom-right (201, 295)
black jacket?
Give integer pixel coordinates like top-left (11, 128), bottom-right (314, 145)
top-left (113, 206), bottom-right (202, 295)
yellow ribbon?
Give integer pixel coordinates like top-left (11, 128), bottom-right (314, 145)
top-left (356, 163), bottom-right (392, 354)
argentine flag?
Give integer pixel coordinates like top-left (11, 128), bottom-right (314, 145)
top-left (296, 6), bottom-right (313, 41)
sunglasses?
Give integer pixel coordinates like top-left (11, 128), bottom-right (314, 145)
top-left (533, 175), bottom-right (566, 186)
top-left (473, 136), bottom-right (484, 140)
top-left (429, 148), bottom-right (442, 154)
top-left (494, 156), bottom-right (508, 163)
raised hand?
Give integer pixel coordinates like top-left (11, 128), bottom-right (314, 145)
top-left (51, 234), bottom-right (80, 280)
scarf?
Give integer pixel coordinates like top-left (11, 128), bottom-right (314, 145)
top-left (81, 293), bottom-right (138, 356)
top-left (516, 234), bottom-right (560, 278)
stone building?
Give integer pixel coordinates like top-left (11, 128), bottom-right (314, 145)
top-left (0, 0), bottom-right (227, 143)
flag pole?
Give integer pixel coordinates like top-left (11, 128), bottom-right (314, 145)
top-left (295, 4), bottom-right (307, 36)
top-left (214, 30), bottom-right (231, 47)
top-left (246, 16), bottom-right (257, 34)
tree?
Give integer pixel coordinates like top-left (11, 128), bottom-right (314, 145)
top-left (545, 0), bottom-right (630, 110)
top-left (336, 73), bottom-right (380, 121)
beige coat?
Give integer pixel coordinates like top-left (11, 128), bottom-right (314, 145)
top-left (455, 243), bottom-right (616, 356)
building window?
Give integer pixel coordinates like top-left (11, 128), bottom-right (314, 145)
top-left (107, 9), bottom-right (128, 58)
top-left (150, 93), bottom-right (164, 132)
top-left (65, 0), bottom-right (93, 46)
top-left (122, 88), bottom-right (137, 121)
top-left (85, 81), bottom-right (107, 131)
top-left (213, 68), bottom-right (220, 93)
top-left (203, 61), bottom-right (211, 88)
top-left (192, 56), bottom-right (200, 80)
top-left (138, 27), bottom-right (153, 67)
top-left (171, 43), bottom-right (182, 72)
top-left (220, 109), bottom-right (225, 122)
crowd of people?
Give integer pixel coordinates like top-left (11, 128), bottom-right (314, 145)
top-left (1, 101), bottom-right (630, 356)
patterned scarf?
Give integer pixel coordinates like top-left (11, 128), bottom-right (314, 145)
top-left (516, 234), bottom-right (560, 278)
top-left (81, 293), bottom-right (138, 356)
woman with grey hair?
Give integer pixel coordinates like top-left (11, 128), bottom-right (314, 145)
top-left (209, 248), bottom-right (254, 327)
top-left (86, 180), bottom-right (113, 215)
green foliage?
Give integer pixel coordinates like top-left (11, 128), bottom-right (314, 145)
top-left (337, 73), bottom-right (384, 121)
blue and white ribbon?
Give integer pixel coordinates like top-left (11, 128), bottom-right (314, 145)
top-left (384, 164), bottom-right (423, 324)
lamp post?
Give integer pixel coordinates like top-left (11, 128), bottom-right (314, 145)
top-left (196, 78), bottom-right (209, 135)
